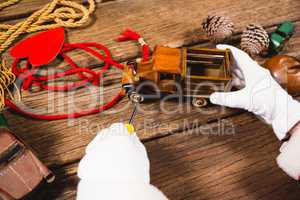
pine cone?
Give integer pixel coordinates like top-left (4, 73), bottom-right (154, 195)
top-left (241, 24), bottom-right (269, 55)
top-left (202, 15), bottom-right (234, 42)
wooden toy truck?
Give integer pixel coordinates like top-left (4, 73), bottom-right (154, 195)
top-left (122, 46), bottom-right (232, 107)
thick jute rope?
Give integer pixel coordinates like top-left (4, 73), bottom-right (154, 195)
top-left (0, 0), bottom-right (21, 10)
top-left (0, 0), bottom-right (95, 55)
top-left (0, 0), bottom-right (95, 110)
top-left (0, 59), bottom-right (17, 111)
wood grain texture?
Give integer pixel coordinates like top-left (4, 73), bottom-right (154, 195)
top-left (5, 20), bottom-right (300, 167)
top-left (0, 0), bottom-right (52, 21)
top-left (27, 113), bottom-right (300, 200)
top-left (51, 0), bottom-right (300, 68)
top-left (0, 0), bottom-right (300, 199)
top-left (2, 0), bottom-right (300, 67)
top-left (0, 0), bottom-right (110, 22)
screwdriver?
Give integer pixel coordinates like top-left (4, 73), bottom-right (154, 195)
top-left (125, 104), bottom-right (138, 135)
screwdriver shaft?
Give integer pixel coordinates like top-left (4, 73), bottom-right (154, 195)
top-left (129, 104), bottom-right (138, 124)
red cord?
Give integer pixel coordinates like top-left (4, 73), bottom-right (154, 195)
top-left (8, 29), bottom-right (150, 120)
top-left (5, 92), bottom-right (124, 120)
top-left (117, 29), bottom-right (150, 62)
top-left (8, 42), bottom-right (125, 120)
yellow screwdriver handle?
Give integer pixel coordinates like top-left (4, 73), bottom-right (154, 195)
top-left (125, 123), bottom-right (135, 135)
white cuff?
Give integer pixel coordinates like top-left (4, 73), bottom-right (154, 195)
top-left (277, 132), bottom-right (300, 180)
top-left (77, 181), bottom-right (168, 200)
top-left (272, 96), bottom-right (300, 140)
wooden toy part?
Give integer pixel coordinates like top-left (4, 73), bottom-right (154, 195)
top-left (152, 46), bottom-right (182, 74)
top-left (10, 27), bottom-right (65, 67)
top-left (122, 46), bottom-right (232, 106)
top-left (264, 55), bottom-right (300, 96)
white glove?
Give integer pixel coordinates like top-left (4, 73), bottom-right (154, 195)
top-left (210, 44), bottom-right (300, 140)
top-left (277, 130), bottom-right (300, 180)
top-left (76, 123), bottom-right (168, 200)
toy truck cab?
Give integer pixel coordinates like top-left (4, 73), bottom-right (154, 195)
top-left (122, 46), bottom-right (232, 107)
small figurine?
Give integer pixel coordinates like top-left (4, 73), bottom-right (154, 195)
top-left (269, 21), bottom-right (295, 54)
top-left (122, 46), bottom-right (232, 107)
top-left (264, 55), bottom-right (300, 96)
top-left (202, 15), bottom-right (234, 42)
top-left (241, 24), bottom-right (269, 56)
top-left (0, 114), bottom-right (54, 200)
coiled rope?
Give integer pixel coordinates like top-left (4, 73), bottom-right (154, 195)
top-left (0, 0), bottom-right (95, 55)
top-left (0, 0), bottom-right (95, 110)
top-left (0, 0), bottom-right (21, 10)
top-left (0, 59), bottom-right (17, 111)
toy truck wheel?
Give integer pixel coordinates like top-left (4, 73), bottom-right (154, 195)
top-left (45, 172), bottom-right (56, 183)
top-left (192, 97), bottom-right (207, 108)
top-left (126, 60), bottom-right (137, 66)
top-left (129, 92), bottom-right (144, 103)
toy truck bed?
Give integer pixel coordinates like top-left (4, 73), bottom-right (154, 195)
top-left (183, 48), bottom-right (232, 98)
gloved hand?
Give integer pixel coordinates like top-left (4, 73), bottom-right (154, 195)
top-left (210, 45), bottom-right (300, 181)
top-left (210, 44), bottom-right (300, 140)
top-left (277, 129), bottom-right (300, 180)
top-left (76, 123), bottom-right (168, 200)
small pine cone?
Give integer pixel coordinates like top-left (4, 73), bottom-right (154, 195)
top-left (202, 15), bottom-right (234, 42)
top-left (241, 24), bottom-right (269, 55)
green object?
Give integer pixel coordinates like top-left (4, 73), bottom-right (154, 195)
top-left (270, 33), bottom-right (285, 52)
top-left (277, 21), bottom-right (295, 38)
top-left (270, 21), bottom-right (295, 53)
top-left (0, 113), bottom-right (8, 128)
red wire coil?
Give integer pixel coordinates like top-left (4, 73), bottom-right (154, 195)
top-left (6, 42), bottom-right (125, 120)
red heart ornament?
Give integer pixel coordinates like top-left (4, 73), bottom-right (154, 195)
top-left (10, 27), bottom-right (65, 67)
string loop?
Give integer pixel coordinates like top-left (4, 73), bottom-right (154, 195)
top-left (7, 42), bottom-right (125, 120)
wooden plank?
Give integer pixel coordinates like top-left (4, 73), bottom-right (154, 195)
top-left (27, 113), bottom-right (300, 200)
top-left (0, 0), bottom-right (51, 21)
top-left (2, 1), bottom-right (300, 167)
top-left (0, 0), bottom-right (110, 22)
top-left (50, 0), bottom-right (300, 66)
top-left (5, 93), bottom-right (242, 165)
top-left (4, 19), bottom-right (300, 166)
top-left (2, 0), bottom-right (300, 66)
top-left (1, 1), bottom-right (299, 199)
top-left (148, 114), bottom-right (300, 200)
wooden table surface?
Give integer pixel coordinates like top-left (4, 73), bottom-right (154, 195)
top-left (1, 0), bottom-right (300, 199)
